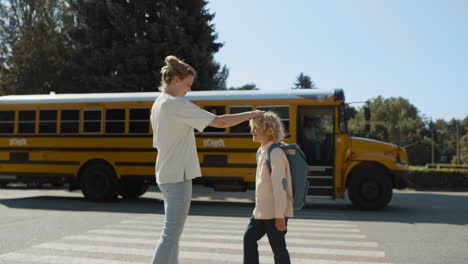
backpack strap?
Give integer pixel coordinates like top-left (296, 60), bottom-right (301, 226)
top-left (265, 143), bottom-right (281, 174)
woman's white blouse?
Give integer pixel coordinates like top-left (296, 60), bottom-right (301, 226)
top-left (150, 93), bottom-right (215, 184)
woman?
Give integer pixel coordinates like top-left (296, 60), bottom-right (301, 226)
top-left (244, 111), bottom-right (293, 264)
top-left (150, 55), bottom-right (264, 264)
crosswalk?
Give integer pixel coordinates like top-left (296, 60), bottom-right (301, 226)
top-left (0, 211), bottom-right (394, 264)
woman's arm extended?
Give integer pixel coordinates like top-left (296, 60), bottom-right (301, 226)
top-left (209, 110), bottom-right (264, 128)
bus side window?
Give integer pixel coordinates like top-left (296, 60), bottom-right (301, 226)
top-left (18, 110), bottom-right (36, 134)
top-left (83, 109), bottom-right (102, 133)
top-left (39, 110), bottom-right (58, 134)
top-left (106, 109), bottom-right (125, 133)
top-left (230, 106), bottom-right (253, 133)
top-left (61, 109), bottom-right (79, 133)
top-left (204, 106), bottom-right (226, 133)
top-left (129, 108), bottom-right (150, 133)
top-left (0, 110), bottom-right (15, 134)
top-left (256, 105), bottom-right (290, 134)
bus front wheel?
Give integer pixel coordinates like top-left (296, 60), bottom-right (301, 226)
top-left (347, 168), bottom-right (393, 210)
top-left (80, 163), bottom-right (120, 201)
top-left (120, 181), bottom-right (148, 199)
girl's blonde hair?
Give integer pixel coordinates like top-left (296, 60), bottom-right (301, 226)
top-left (249, 111), bottom-right (286, 142)
top-left (159, 55), bottom-right (197, 92)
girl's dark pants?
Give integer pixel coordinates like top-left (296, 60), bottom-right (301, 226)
top-left (243, 216), bottom-right (291, 264)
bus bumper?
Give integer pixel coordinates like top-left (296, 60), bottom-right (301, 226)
top-left (392, 170), bottom-right (409, 189)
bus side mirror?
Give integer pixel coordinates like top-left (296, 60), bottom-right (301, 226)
top-left (364, 107), bottom-right (371, 121)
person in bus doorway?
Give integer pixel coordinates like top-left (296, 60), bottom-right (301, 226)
top-left (303, 118), bottom-right (321, 164)
top-left (150, 55), bottom-right (264, 264)
top-left (244, 111), bottom-right (293, 264)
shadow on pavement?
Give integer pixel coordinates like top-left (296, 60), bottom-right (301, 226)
top-left (1, 191), bottom-right (467, 225)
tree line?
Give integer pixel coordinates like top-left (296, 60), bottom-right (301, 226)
top-left (1, 1), bottom-right (465, 165)
top-left (0, 0), bottom-right (232, 94)
top-left (346, 97), bottom-right (468, 165)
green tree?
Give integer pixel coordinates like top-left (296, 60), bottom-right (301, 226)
top-left (229, 83), bottom-right (259, 90)
top-left (431, 119), bottom-right (455, 163)
top-left (214, 65), bottom-right (229, 90)
top-left (428, 118), bottom-right (468, 164)
top-left (460, 133), bottom-right (468, 164)
top-left (176, 0), bottom-right (224, 91)
top-left (463, 116), bottom-right (468, 132)
top-left (348, 111), bottom-right (367, 137)
top-left (345, 104), bottom-right (358, 121)
top-left (0, 0), bottom-right (73, 95)
top-left (347, 96), bottom-right (426, 164)
top-left (368, 96), bottom-right (424, 146)
top-left (292, 72), bottom-right (316, 89)
top-left (405, 138), bottom-right (433, 165)
top-left (68, 0), bottom-right (224, 93)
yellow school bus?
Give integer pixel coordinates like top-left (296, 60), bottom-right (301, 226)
top-left (0, 89), bottom-right (408, 209)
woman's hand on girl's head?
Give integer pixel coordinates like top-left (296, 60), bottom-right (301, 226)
top-left (250, 110), bottom-right (265, 119)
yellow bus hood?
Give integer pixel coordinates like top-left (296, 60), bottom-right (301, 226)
top-left (348, 137), bottom-right (409, 165)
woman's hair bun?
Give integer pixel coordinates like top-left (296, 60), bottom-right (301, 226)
top-left (165, 55), bottom-right (180, 67)
top-left (159, 55), bottom-right (196, 92)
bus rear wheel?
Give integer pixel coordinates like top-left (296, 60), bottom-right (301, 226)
top-left (347, 168), bottom-right (393, 210)
top-left (80, 163), bottom-right (120, 201)
top-left (120, 181), bottom-right (148, 199)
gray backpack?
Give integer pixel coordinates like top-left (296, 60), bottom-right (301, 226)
top-left (256, 143), bottom-right (309, 210)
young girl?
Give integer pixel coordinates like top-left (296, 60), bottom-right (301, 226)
top-left (244, 111), bottom-right (293, 264)
top-left (150, 55), bottom-right (264, 264)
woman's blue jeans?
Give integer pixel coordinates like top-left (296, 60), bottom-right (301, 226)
top-left (152, 179), bottom-right (192, 264)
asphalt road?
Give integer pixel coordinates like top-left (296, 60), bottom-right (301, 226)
top-left (0, 185), bottom-right (467, 264)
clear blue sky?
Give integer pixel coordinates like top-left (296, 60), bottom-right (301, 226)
top-left (206, 0), bottom-right (467, 121)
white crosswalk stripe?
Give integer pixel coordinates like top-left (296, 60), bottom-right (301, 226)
top-left (63, 234), bottom-right (380, 247)
top-left (107, 223), bottom-right (362, 233)
top-left (89, 228), bottom-right (367, 239)
top-left (0, 253), bottom-right (145, 264)
top-left (0, 213), bottom-right (393, 264)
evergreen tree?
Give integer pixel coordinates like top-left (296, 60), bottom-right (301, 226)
top-left (292, 72), bottom-right (316, 89)
top-left (229, 83), bottom-right (259, 90)
top-left (0, 0), bottom-right (73, 95)
top-left (68, 0), bottom-right (150, 92)
top-left (68, 0), bottom-right (223, 93)
top-left (175, 0), bottom-right (224, 90)
top-left (213, 65), bottom-right (229, 90)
